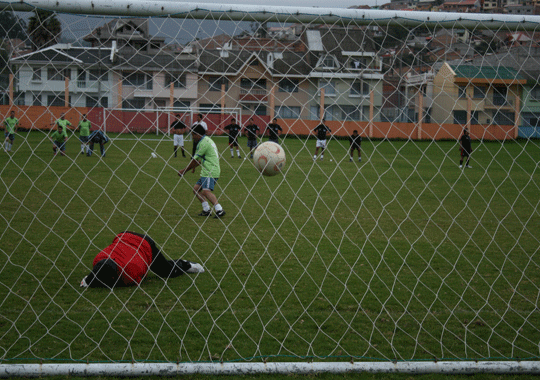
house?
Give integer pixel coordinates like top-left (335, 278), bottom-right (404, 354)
top-left (431, 63), bottom-right (526, 128)
top-left (11, 44), bottom-right (115, 108)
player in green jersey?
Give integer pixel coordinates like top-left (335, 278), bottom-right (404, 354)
top-left (56, 113), bottom-right (72, 132)
top-left (77, 114), bottom-right (91, 155)
top-left (178, 125), bottom-right (225, 218)
top-left (50, 124), bottom-right (68, 156)
top-left (4, 110), bottom-right (19, 152)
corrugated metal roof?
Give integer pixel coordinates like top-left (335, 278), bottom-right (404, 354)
top-left (450, 64), bottom-right (523, 80)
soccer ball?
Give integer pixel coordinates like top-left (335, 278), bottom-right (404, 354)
top-left (253, 142), bottom-right (286, 176)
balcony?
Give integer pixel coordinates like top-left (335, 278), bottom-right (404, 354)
top-left (239, 88), bottom-right (268, 102)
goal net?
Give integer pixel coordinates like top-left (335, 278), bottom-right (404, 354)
top-left (1, 0), bottom-right (540, 376)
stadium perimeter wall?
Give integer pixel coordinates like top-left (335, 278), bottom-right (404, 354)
top-left (0, 105), bottom-right (516, 141)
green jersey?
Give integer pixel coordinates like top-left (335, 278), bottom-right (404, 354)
top-left (78, 120), bottom-right (91, 137)
top-left (57, 118), bottom-right (72, 130)
top-left (4, 117), bottom-right (18, 134)
top-left (194, 136), bottom-right (220, 178)
top-left (50, 130), bottom-right (67, 143)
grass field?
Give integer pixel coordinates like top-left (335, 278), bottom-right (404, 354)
top-left (1, 131), bottom-right (539, 365)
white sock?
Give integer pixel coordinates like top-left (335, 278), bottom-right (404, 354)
top-left (313, 155), bottom-right (317, 159)
top-left (230, 148), bottom-right (234, 156)
top-left (7, 143), bottom-right (11, 151)
top-left (214, 204), bottom-right (223, 212)
top-left (4, 142), bottom-right (7, 150)
top-left (237, 149), bottom-right (240, 157)
top-left (202, 201), bottom-right (210, 212)
top-left (321, 154), bottom-right (324, 159)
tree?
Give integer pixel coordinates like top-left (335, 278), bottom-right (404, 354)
top-left (0, 10), bottom-right (27, 40)
top-left (27, 9), bottom-right (61, 51)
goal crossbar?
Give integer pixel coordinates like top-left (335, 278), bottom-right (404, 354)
top-left (5, 0), bottom-right (540, 30)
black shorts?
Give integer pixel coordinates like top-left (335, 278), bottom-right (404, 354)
top-left (228, 137), bottom-right (239, 146)
top-left (350, 144), bottom-right (361, 150)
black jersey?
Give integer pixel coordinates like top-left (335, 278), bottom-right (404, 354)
top-left (224, 123), bottom-right (242, 138)
top-left (350, 134), bottom-right (362, 147)
top-left (314, 124), bottom-right (331, 140)
top-left (171, 119), bottom-right (187, 131)
top-left (244, 124), bottom-right (260, 140)
top-left (266, 123), bottom-right (282, 140)
top-left (460, 134), bottom-right (472, 154)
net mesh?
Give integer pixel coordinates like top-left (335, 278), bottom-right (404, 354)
top-left (0, 3), bottom-right (540, 365)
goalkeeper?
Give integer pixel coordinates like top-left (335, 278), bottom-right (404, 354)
top-left (80, 231), bottom-right (204, 288)
top-left (87, 128), bottom-right (109, 157)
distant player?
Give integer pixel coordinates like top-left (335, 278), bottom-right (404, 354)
top-left (266, 117), bottom-right (282, 144)
top-left (50, 124), bottom-right (68, 156)
top-left (87, 128), bottom-right (109, 157)
top-left (349, 130), bottom-right (362, 162)
top-left (80, 231), bottom-right (204, 288)
top-left (191, 113), bottom-right (208, 157)
top-left (224, 117), bottom-right (242, 158)
top-left (170, 114), bottom-right (187, 158)
top-left (77, 114), bottom-right (91, 155)
top-left (4, 110), bottom-right (19, 153)
top-left (459, 128), bottom-right (472, 168)
top-left (56, 113), bottom-right (72, 132)
top-left (178, 125), bottom-right (225, 218)
top-left (244, 117), bottom-right (260, 159)
top-left (312, 118), bottom-right (331, 161)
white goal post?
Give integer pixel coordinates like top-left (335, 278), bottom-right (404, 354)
top-left (2, 0), bottom-right (540, 377)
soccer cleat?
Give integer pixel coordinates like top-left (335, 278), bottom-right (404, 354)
top-left (214, 210), bottom-right (226, 219)
top-left (459, 165), bottom-right (463, 168)
top-left (359, 158), bottom-right (362, 162)
top-left (198, 210), bottom-right (211, 217)
top-left (466, 165), bottom-right (472, 168)
top-left (186, 262), bottom-right (205, 274)
top-left (349, 158), bottom-right (352, 162)
top-left (80, 276), bottom-right (89, 288)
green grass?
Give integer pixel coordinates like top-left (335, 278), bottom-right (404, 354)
top-left (1, 131), bottom-right (539, 365)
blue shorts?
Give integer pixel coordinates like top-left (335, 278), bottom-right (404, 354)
top-left (4, 132), bottom-right (14, 141)
top-left (196, 177), bottom-right (218, 191)
top-left (53, 141), bottom-right (66, 151)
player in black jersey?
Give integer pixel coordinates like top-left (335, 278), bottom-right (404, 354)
top-left (171, 114), bottom-right (187, 158)
top-left (312, 119), bottom-right (331, 161)
top-left (349, 129), bottom-right (362, 162)
top-left (244, 117), bottom-right (260, 159)
top-left (459, 128), bottom-right (472, 168)
top-left (224, 117), bottom-right (242, 158)
top-left (265, 118), bottom-right (282, 144)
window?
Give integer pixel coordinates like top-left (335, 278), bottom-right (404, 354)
top-left (199, 103), bottom-right (221, 112)
top-left (321, 55), bottom-right (336, 69)
top-left (86, 96), bottom-right (108, 108)
top-left (165, 73), bottom-right (186, 88)
top-left (48, 68), bottom-right (70, 81)
top-left (350, 80), bottom-right (370, 96)
top-left (278, 78), bottom-right (299, 93)
top-left (241, 78), bottom-right (266, 92)
top-left (530, 86), bottom-right (540, 101)
top-left (123, 72), bottom-right (152, 90)
top-left (208, 76), bottom-right (228, 92)
top-left (275, 105), bottom-right (300, 119)
top-left (33, 94), bottom-right (41, 106)
top-left (458, 85), bottom-right (467, 99)
top-left (320, 80), bottom-right (336, 96)
top-left (32, 68), bottom-right (41, 81)
top-left (453, 110), bottom-right (467, 124)
top-left (173, 100), bottom-right (190, 109)
top-left (493, 110), bottom-right (514, 126)
top-left (89, 69), bottom-right (106, 81)
top-left (473, 85), bottom-right (486, 99)
top-left (77, 69), bottom-right (86, 87)
top-left (471, 111), bottom-right (479, 125)
top-left (522, 112), bottom-right (540, 127)
top-left (48, 95), bottom-right (70, 107)
top-left (340, 105), bottom-right (362, 121)
top-left (122, 98), bottom-right (146, 109)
